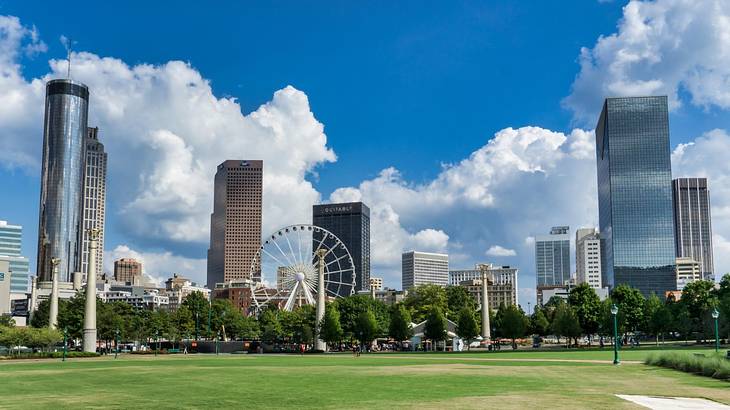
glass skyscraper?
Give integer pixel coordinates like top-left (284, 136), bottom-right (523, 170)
top-left (596, 96), bottom-right (676, 296)
top-left (313, 202), bottom-right (370, 293)
top-left (673, 178), bottom-right (714, 281)
top-left (535, 226), bottom-right (571, 287)
top-left (0, 221), bottom-right (30, 293)
top-left (37, 79), bottom-right (89, 282)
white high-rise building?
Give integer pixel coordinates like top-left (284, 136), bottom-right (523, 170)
top-left (676, 257), bottom-right (701, 291)
top-left (401, 251), bottom-right (448, 290)
top-left (81, 127), bottom-right (107, 280)
top-left (576, 228), bottom-right (602, 289)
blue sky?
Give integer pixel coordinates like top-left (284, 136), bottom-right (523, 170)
top-left (2, 1), bottom-right (730, 305)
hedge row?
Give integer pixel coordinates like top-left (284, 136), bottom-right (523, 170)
top-left (645, 352), bottom-right (730, 381)
top-left (0, 351), bottom-right (99, 360)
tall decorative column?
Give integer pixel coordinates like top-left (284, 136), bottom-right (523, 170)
top-left (49, 257), bottom-right (60, 330)
top-left (314, 249), bottom-right (327, 351)
top-left (478, 264), bottom-right (491, 341)
top-left (83, 229), bottom-right (99, 353)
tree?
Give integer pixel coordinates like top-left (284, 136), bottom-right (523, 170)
top-left (456, 307), bottom-right (479, 349)
top-left (0, 315), bottom-right (15, 327)
top-left (403, 284), bottom-right (448, 323)
top-left (498, 304), bottom-right (528, 349)
top-left (388, 305), bottom-right (413, 349)
top-left (445, 286), bottom-right (477, 318)
top-left (423, 307), bottom-right (447, 351)
top-left (230, 315), bottom-right (260, 340)
top-left (336, 295), bottom-right (389, 341)
top-left (320, 303), bottom-right (343, 349)
top-left (259, 308), bottom-right (283, 344)
top-left (567, 284), bottom-right (601, 343)
top-left (552, 304), bottom-right (581, 347)
top-left (673, 303), bottom-right (693, 345)
top-left (355, 310), bottom-right (379, 348)
top-left (530, 308), bottom-right (550, 336)
top-left (680, 280), bottom-right (717, 341)
top-left (650, 305), bottom-right (673, 345)
top-left (610, 285), bottom-right (644, 333)
top-left (642, 294), bottom-right (663, 344)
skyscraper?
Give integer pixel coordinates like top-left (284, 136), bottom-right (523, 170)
top-left (596, 96), bottom-right (676, 295)
top-left (312, 202), bottom-right (370, 292)
top-left (401, 251), bottom-right (448, 290)
top-left (672, 178), bottom-right (714, 281)
top-left (37, 79), bottom-right (89, 282)
top-left (0, 221), bottom-right (30, 293)
top-left (81, 127), bottom-right (107, 280)
top-left (207, 160), bottom-right (263, 289)
top-left (535, 226), bottom-right (570, 287)
top-left (575, 228), bottom-right (602, 289)
top-left (114, 258), bottom-right (142, 285)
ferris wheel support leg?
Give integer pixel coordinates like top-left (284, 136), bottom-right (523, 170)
top-left (315, 249), bottom-right (327, 352)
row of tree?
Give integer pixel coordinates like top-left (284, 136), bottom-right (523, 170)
top-left (0, 327), bottom-right (62, 354)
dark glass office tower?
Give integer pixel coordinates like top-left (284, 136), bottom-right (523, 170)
top-left (673, 178), bottom-right (714, 281)
top-left (313, 202), bottom-right (370, 294)
top-left (37, 79), bottom-right (89, 282)
top-left (596, 96), bottom-right (676, 296)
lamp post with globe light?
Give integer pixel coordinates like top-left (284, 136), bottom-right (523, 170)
top-left (611, 304), bottom-right (620, 365)
top-left (712, 308), bottom-right (720, 353)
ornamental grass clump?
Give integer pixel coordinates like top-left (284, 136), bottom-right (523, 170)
top-left (646, 351), bottom-right (730, 381)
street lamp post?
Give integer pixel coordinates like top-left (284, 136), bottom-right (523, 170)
top-left (115, 329), bottom-right (120, 359)
top-left (62, 327), bottom-right (68, 362)
top-left (711, 308), bottom-right (720, 353)
top-left (611, 304), bottom-right (620, 365)
top-left (216, 331), bottom-right (220, 356)
top-left (195, 311), bottom-right (199, 340)
top-left (207, 300), bottom-right (212, 339)
top-left (155, 331), bottom-right (159, 357)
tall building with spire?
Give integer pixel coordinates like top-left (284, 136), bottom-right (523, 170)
top-left (37, 79), bottom-right (89, 282)
top-left (81, 127), bottom-right (107, 280)
top-left (207, 160), bottom-right (263, 289)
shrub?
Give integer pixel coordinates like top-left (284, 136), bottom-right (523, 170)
top-left (645, 352), bottom-right (730, 381)
top-left (0, 351), bottom-right (98, 360)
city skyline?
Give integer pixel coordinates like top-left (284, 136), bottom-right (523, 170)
top-left (2, 2), bottom-right (730, 308)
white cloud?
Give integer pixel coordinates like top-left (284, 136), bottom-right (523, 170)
top-left (486, 245), bottom-right (517, 257)
top-left (104, 245), bottom-right (206, 286)
top-left (0, 17), bottom-right (335, 246)
top-left (564, 0), bottom-right (730, 124)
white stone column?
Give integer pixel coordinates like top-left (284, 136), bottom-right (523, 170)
top-left (49, 258), bottom-right (60, 330)
top-left (29, 276), bottom-right (37, 319)
top-left (83, 229), bottom-right (99, 353)
top-left (478, 264), bottom-right (491, 341)
top-left (314, 249), bottom-right (326, 351)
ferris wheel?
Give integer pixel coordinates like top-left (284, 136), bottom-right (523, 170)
top-left (249, 224), bottom-right (357, 311)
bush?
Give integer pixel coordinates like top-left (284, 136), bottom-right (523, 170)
top-left (130, 349), bottom-right (169, 355)
top-left (0, 351), bottom-right (98, 360)
top-left (645, 352), bottom-right (730, 381)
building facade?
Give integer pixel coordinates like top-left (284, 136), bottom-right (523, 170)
top-left (675, 257), bottom-right (701, 291)
top-left (0, 260), bottom-right (10, 315)
top-left (164, 273), bottom-right (210, 311)
top-left (312, 202), bottom-right (370, 292)
top-left (535, 226), bottom-right (571, 287)
top-left (369, 277), bottom-right (383, 291)
top-left (451, 264), bottom-right (518, 310)
top-left (0, 221), bottom-right (30, 293)
top-left (114, 258), bottom-right (142, 285)
top-left (212, 280), bottom-right (253, 314)
top-left (673, 178), bottom-right (714, 281)
top-left (596, 96), bottom-right (676, 295)
top-left (81, 127), bottom-right (107, 280)
top-left (207, 160), bottom-right (263, 289)
top-left (575, 228), bottom-right (602, 289)
top-left (37, 79), bottom-right (89, 282)
top-left (402, 251), bottom-right (448, 290)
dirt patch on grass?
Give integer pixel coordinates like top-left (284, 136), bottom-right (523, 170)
top-left (402, 393), bottom-right (642, 410)
top-left (359, 363), bottom-right (531, 376)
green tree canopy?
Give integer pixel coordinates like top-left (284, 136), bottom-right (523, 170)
top-left (567, 284), bottom-right (601, 340)
top-left (530, 308), bottom-right (550, 336)
top-left (456, 307), bottom-right (479, 347)
top-left (610, 285), bottom-right (645, 332)
top-left (404, 284), bottom-right (448, 323)
top-left (423, 306), bottom-right (447, 348)
top-left (388, 304), bottom-right (413, 343)
top-left (498, 304), bottom-right (528, 346)
top-left (355, 310), bottom-right (379, 346)
top-left (320, 303), bottom-right (343, 347)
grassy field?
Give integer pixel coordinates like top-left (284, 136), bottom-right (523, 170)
top-left (0, 348), bottom-right (728, 409)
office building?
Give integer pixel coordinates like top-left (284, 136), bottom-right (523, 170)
top-left (37, 79), bottom-right (89, 282)
top-left (401, 251), bottom-right (448, 290)
top-left (80, 127), bottom-right (107, 280)
top-left (596, 96), bottom-right (676, 295)
top-left (164, 274), bottom-right (210, 311)
top-left (673, 178), bottom-right (714, 281)
top-left (212, 280), bottom-right (254, 314)
top-left (313, 202), bottom-right (370, 292)
top-left (576, 228), bottom-right (602, 289)
top-left (451, 264), bottom-right (518, 310)
top-left (369, 277), bottom-right (383, 291)
top-left (0, 221), bottom-right (30, 293)
top-left (0, 260), bottom-right (10, 315)
top-left (676, 257), bottom-right (701, 291)
top-left (114, 258), bottom-right (142, 285)
top-left (535, 226), bottom-right (570, 287)
top-left (207, 160), bottom-right (263, 289)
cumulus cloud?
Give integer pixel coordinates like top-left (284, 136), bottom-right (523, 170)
top-left (564, 0), bottom-right (730, 124)
top-left (0, 16), bottom-right (335, 247)
top-left (104, 245), bottom-right (207, 286)
top-left (330, 126), bottom-right (599, 289)
top-left (486, 245), bottom-right (517, 257)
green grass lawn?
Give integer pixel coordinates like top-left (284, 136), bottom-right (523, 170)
top-left (0, 348), bottom-right (727, 409)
